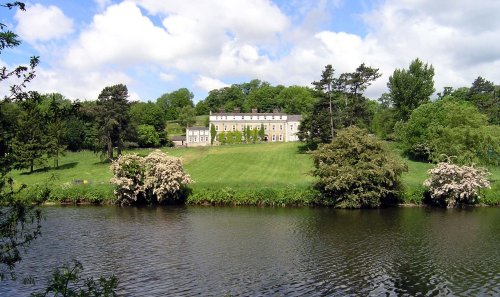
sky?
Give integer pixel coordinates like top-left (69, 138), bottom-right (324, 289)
top-left (1, 0), bottom-right (499, 102)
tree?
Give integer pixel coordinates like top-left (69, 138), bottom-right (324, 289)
top-left (313, 126), bottom-right (407, 208)
top-left (387, 58), bottom-right (435, 121)
top-left (210, 124), bottom-right (216, 145)
top-left (244, 126), bottom-right (251, 143)
top-left (312, 65), bottom-right (335, 139)
top-left (395, 98), bottom-right (499, 165)
top-left (258, 124), bottom-right (265, 141)
top-left (467, 76), bottom-right (499, 125)
top-left (136, 124), bottom-right (160, 148)
top-left (11, 93), bottom-right (48, 173)
top-left (42, 93), bottom-right (72, 168)
top-left (300, 63), bottom-right (381, 149)
top-left (156, 88), bottom-right (194, 120)
top-left (96, 84), bottom-right (130, 160)
top-left (177, 106), bottom-right (196, 128)
top-left (129, 102), bottom-right (165, 132)
top-left (276, 86), bottom-right (315, 114)
top-left (234, 130), bottom-right (242, 143)
top-left (252, 127), bottom-right (258, 143)
top-left (243, 82), bottom-right (283, 112)
top-left (195, 100), bottom-right (209, 116)
top-left (0, 2), bottom-right (43, 281)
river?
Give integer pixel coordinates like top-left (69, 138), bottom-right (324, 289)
top-left (1, 206), bottom-right (499, 296)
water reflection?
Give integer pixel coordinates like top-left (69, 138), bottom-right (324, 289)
top-left (0, 206), bottom-right (498, 296)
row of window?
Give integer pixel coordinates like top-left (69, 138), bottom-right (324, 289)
top-left (215, 115), bottom-right (284, 120)
top-left (215, 124), bottom-right (293, 132)
top-left (189, 136), bottom-right (209, 143)
top-left (189, 130), bottom-right (209, 136)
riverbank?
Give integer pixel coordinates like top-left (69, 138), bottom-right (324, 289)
top-left (10, 142), bottom-right (500, 206)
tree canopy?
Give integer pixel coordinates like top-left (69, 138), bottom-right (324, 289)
top-left (387, 58), bottom-right (435, 121)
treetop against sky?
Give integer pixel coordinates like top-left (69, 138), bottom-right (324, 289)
top-left (1, 0), bottom-right (499, 102)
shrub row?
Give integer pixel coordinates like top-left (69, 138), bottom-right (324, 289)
top-left (187, 185), bottom-right (320, 206)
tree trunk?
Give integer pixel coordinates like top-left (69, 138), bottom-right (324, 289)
top-left (327, 85), bottom-right (334, 140)
top-left (107, 133), bottom-right (113, 160)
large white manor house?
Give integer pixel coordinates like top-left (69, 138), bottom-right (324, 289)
top-left (186, 109), bottom-right (302, 147)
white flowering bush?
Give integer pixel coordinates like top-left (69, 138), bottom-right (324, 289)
top-left (110, 150), bottom-right (192, 205)
top-left (423, 162), bottom-right (490, 207)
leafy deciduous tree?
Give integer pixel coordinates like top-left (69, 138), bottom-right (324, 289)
top-left (387, 58), bottom-right (435, 121)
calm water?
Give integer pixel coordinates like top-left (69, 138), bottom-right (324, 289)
top-left (1, 206), bottom-right (499, 296)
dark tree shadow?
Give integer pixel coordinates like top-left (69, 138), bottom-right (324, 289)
top-left (20, 162), bottom-right (79, 175)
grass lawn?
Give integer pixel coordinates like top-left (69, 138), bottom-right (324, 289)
top-left (9, 141), bottom-right (500, 205)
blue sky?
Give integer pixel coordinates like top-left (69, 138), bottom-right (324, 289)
top-left (1, 0), bottom-right (499, 102)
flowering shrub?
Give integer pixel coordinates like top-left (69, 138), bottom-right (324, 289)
top-left (423, 162), bottom-right (490, 207)
top-left (110, 151), bottom-right (191, 205)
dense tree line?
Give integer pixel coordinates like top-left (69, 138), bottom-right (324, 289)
top-left (302, 58), bottom-right (499, 167)
top-left (195, 79), bottom-right (315, 115)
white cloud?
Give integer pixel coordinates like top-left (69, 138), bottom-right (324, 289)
top-left (195, 76), bottom-right (228, 92)
top-left (28, 67), bottom-right (132, 100)
top-left (14, 0), bottom-right (500, 101)
top-left (159, 72), bottom-right (175, 82)
top-left (14, 4), bottom-right (73, 43)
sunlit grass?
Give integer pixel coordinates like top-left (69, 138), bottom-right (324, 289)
top-left (9, 141), bottom-right (499, 205)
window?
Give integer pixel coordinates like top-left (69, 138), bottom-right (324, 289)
top-left (224, 125), bottom-right (227, 131)
top-left (241, 125), bottom-right (245, 131)
top-left (272, 135), bottom-right (276, 141)
top-left (215, 125), bottom-right (219, 131)
top-left (290, 124), bottom-right (293, 130)
top-left (280, 125), bottom-right (283, 130)
top-left (194, 137), bottom-right (197, 142)
top-left (272, 125), bottom-right (275, 131)
top-left (279, 135), bottom-right (283, 141)
top-left (264, 124), bottom-right (268, 130)
top-left (232, 125), bottom-right (235, 131)
top-left (205, 136), bottom-right (209, 142)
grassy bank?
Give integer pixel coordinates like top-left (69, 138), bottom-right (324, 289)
top-left (10, 142), bottom-right (500, 206)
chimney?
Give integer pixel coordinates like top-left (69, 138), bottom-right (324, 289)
top-left (219, 108), bottom-right (225, 113)
top-left (234, 107), bottom-right (241, 113)
top-left (273, 108), bottom-right (280, 113)
top-left (251, 108), bottom-right (258, 113)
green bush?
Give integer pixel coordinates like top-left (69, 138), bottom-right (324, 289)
top-left (313, 126), bottom-right (407, 208)
top-left (396, 98), bottom-right (499, 165)
top-left (136, 124), bottom-right (160, 148)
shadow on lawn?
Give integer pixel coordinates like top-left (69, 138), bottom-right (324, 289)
top-left (21, 162), bottom-right (79, 175)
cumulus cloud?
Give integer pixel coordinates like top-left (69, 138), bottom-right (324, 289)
top-left (159, 72), bottom-right (175, 82)
top-left (12, 0), bottom-right (500, 101)
top-left (195, 76), bottom-right (229, 92)
top-left (14, 4), bottom-right (73, 43)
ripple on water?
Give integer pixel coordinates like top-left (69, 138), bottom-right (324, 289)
top-left (0, 206), bottom-right (499, 296)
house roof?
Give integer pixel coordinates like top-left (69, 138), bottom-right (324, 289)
top-left (171, 136), bottom-right (186, 141)
top-left (287, 115), bottom-right (302, 121)
top-left (187, 126), bottom-right (209, 131)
